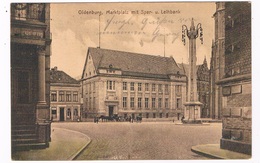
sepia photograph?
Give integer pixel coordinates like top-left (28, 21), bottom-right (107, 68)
top-left (2, 0), bottom-right (258, 162)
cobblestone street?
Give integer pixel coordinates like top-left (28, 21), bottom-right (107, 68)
top-left (52, 122), bottom-right (222, 160)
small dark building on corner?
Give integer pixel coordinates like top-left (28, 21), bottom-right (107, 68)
top-left (11, 3), bottom-right (52, 151)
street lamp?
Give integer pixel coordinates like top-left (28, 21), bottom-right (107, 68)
top-left (182, 19), bottom-right (203, 46)
top-left (182, 18), bottom-right (203, 123)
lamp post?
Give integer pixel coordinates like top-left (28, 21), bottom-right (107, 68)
top-left (182, 18), bottom-right (203, 123)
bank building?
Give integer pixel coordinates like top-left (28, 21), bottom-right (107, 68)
top-left (81, 47), bottom-right (187, 120)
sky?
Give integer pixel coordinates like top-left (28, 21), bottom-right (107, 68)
top-left (50, 2), bottom-right (216, 78)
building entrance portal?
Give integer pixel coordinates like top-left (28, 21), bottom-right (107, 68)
top-left (60, 108), bottom-right (64, 121)
top-left (109, 106), bottom-right (114, 117)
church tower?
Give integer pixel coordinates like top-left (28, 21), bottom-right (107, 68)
top-left (210, 2), bottom-right (225, 119)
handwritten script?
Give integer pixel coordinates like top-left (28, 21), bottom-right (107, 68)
top-left (78, 9), bottom-right (194, 43)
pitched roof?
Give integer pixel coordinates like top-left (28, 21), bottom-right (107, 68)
top-left (50, 68), bottom-right (80, 84)
top-left (86, 47), bottom-right (184, 79)
top-left (177, 63), bottom-right (200, 75)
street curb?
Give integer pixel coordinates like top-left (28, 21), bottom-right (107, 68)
top-left (191, 146), bottom-right (223, 159)
top-left (191, 144), bottom-right (251, 159)
top-left (175, 123), bottom-right (210, 126)
top-left (53, 127), bottom-right (92, 160)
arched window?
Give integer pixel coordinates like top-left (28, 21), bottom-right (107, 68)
top-left (74, 109), bottom-right (78, 116)
top-left (67, 108), bottom-right (71, 119)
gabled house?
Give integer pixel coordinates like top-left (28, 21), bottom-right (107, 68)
top-left (50, 67), bottom-right (81, 122)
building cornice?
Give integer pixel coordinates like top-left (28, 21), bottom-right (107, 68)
top-left (216, 74), bottom-right (251, 85)
top-left (82, 74), bottom-right (187, 83)
top-left (50, 83), bottom-right (80, 87)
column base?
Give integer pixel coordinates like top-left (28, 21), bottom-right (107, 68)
top-left (36, 101), bottom-right (48, 108)
top-left (36, 122), bottom-right (51, 145)
top-left (184, 101), bottom-right (202, 123)
top-left (36, 101), bottom-right (50, 123)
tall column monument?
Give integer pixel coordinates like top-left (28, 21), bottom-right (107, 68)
top-left (182, 18), bottom-right (203, 123)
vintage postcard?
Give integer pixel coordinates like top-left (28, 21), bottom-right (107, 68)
top-left (8, 1), bottom-right (255, 161)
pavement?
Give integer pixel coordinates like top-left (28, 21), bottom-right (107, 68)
top-left (191, 144), bottom-right (251, 159)
top-left (11, 122), bottom-right (250, 160)
top-left (12, 127), bottom-right (91, 160)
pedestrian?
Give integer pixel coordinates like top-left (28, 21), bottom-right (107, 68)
top-left (172, 119), bottom-right (175, 123)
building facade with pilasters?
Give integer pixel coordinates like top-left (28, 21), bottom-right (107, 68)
top-left (81, 48), bottom-right (187, 120)
top-left (50, 67), bottom-right (81, 122)
top-left (11, 3), bottom-right (51, 151)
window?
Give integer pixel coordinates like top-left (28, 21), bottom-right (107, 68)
top-left (130, 82), bottom-right (135, 91)
top-left (152, 84), bottom-right (156, 92)
top-left (145, 83), bottom-right (149, 91)
top-left (130, 97), bottom-right (135, 108)
top-left (66, 91), bottom-right (71, 102)
top-left (177, 98), bottom-right (181, 108)
top-left (107, 81), bottom-right (115, 90)
top-left (152, 98), bottom-right (156, 108)
top-left (74, 109), bottom-right (78, 116)
top-left (146, 113), bottom-right (149, 118)
top-left (138, 83), bottom-right (142, 91)
top-left (138, 97), bottom-right (142, 108)
top-left (51, 108), bottom-right (57, 119)
top-left (165, 98), bottom-right (169, 108)
top-left (160, 113), bottom-right (163, 118)
top-left (73, 92), bottom-right (78, 102)
top-left (176, 85), bottom-right (182, 93)
top-left (153, 113), bottom-right (156, 118)
top-left (123, 97), bottom-right (127, 108)
top-left (51, 91), bottom-right (57, 102)
top-left (158, 84), bottom-right (162, 92)
top-left (158, 98), bottom-right (162, 108)
top-left (93, 97), bottom-right (96, 109)
top-left (86, 98), bottom-right (88, 110)
top-left (145, 98), bottom-right (149, 108)
top-left (59, 91), bottom-right (65, 102)
top-left (89, 97), bottom-right (92, 109)
top-left (93, 82), bottom-right (95, 92)
top-left (166, 113), bottom-right (169, 118)
top-left (165, 84), bottom-right (169, 94)
top-left (67, 108), bottom-right (71, 119)
top-left (123, 82), bottom-right (127, 90)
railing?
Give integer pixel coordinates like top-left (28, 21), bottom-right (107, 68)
top-left (11, 3), bottom-right (46, 23)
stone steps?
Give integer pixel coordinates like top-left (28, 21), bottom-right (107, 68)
top-left (12, 124), bottom-right (48, 151)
